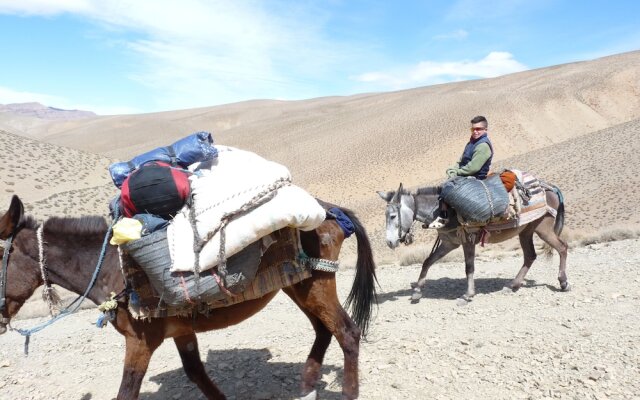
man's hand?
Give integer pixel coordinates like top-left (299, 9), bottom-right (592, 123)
top-left (446, 168), bottom-right (459, 178)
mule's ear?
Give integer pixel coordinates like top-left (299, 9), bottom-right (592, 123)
top-left (398, 182), bottom-right (404, 193)
top-left (0, 195), bottom-right (24, 239)
top-left (377, 191), bottom-right (395, 202)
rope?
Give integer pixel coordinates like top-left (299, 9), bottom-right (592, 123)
top-left (10, 210), bottom-right (120, 355)
top-left (188, 177), bottom-right (291, 293)
top-left (37, 225), bottom-right (58, 316)
top-left (479, 179), bottom-right (495, 219)
top-left (300, 254), bottom-right (340, 272)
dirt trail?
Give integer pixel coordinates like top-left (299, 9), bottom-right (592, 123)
top-left (1, 239), bottom-right (639, 400)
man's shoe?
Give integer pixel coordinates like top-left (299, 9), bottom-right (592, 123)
top-left (428, 217), bottom-right (448, 229)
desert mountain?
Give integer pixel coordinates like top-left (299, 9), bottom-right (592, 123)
top-left (1, 51), bottom-right (638, 258)
top-left (0, 102), bottom-right (96, 120)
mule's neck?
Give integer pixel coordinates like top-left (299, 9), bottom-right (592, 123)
top-left (411, 192), bottom-right (440, 224)
top-left (40, 226), bottom-right (124, 305)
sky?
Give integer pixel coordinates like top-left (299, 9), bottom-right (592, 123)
top-left (0, 0), bottom-right (638, 115)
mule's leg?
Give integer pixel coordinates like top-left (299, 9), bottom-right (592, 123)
top-left (285, 274), bottom-right (360, 400)
top-left (174, 333), bottom-right (226, 400)
top-left (284, 287), bottom-right (332, 399)
top-left (509, 225), bottom-right (538, 291)
top-left (535, 217), bottom-right (570, 291)
top-left (461, 241), bottom-right (476, 299)
top-left (411, 238), bottom-right (460, 302)
top-left (117, 334), bottom-right (163, 400)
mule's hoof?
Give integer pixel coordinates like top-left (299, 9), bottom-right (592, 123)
top-left (410, 291), bottom-right (422, 303)
top-left (456, 297), bottom-right (471, 306)
top-left (502, 286), bottom-right (516, 293)
top-left (297, 390), bottom-right (317, 400)
top-left (561, 282), bottom-right (571, 292)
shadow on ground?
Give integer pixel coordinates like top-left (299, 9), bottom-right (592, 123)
top-left (376, 277), bottom-right (542, 303)
top-left (138, 348), bottom-right (344, 400)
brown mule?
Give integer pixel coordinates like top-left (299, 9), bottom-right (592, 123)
top-left (0, 195), bottom-right (377, 400)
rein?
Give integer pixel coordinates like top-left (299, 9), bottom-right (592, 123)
top-left (0, 234), bottom-right (16, 324)
top-left (7, 213), bottom-right (119, 355)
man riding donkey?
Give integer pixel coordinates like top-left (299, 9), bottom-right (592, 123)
top-left (428, 115), bottom-right (495, 229)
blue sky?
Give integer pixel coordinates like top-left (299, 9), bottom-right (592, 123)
top-left (0, 0), bottom-right (638, 115)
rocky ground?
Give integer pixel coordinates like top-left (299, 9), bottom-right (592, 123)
top-left (1, 238), bottom-right (639, 400)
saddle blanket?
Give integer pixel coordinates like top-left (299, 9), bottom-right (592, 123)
top-left (484, 170), bottom-right (556, 231)
top-left (168, 146), bottom-right (326, 272)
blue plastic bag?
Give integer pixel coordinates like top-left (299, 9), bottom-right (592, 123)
top-left (109, 131), bottom-right (217, 188)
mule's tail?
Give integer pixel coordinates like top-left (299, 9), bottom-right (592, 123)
top-left (339, 207), bottom-right (378, 338)
top-left (549, 184), bottom-right (565, 236)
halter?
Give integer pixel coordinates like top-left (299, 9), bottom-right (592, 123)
top-left (0, 218), bottom-right (24, 324)
top-left (0, 234), bottom-right (15, 324)
top-left (389, 192), bottom-right (416, 245)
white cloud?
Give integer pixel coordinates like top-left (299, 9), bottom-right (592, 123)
top-left (0, 1), bottom-right (358, 110)
top-left (353, 52), bottom-right (528, 90)
top-left (0, 86), bottom-right (64, 105)
top-left (0, 0), bottom-right (91, 16)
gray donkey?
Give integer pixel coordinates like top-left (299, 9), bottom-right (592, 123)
top-left (378, 182), bottom-right (569, 303)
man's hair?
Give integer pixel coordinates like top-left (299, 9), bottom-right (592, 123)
top-left (470, 115), bottom-right (488, 126)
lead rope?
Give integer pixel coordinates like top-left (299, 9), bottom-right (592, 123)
top-left (10, 211), bottom-right (119, 355)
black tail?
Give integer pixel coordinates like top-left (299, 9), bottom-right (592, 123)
top-left (339, 207), bottom-right (378, 337)
top-left (551, 185), bottom-right (565, 236)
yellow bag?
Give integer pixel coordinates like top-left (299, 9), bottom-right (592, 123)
top-left (110, 218), bottom-right (143, 245)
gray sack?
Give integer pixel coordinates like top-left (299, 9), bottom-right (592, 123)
top-left (121, 229), bottom-right (263, 307)
top-left (441, 174), bottom-right (509, 223)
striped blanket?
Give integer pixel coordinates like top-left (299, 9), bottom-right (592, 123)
top-left (483, 170), bottom-right (556, 232)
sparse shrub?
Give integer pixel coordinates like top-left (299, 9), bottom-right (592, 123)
top-left (398, 245), bottom-right (431, 266)
top-left (579, 227), bottom-right (640, 246)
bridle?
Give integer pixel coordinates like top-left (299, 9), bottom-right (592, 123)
top-left (0, 221), bottom-right (57, 327)
top-left (388, 192), bottom-right (416, 245)
top-left (0, 222), bottom-right (24, 325)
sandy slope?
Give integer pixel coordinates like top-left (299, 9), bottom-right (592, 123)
top-left (1, 238), bottom-right (638, 399)
top-left (1, 51), bottom-right (639, 260)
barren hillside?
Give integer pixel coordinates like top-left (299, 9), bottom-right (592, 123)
top-left (0, 129), bottom-right (116, 219)
top-left (0, 51), bottom-right (639, 259)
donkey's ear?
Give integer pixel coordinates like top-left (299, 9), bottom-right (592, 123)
top-left (0, 195), bottom-right (24, 239)
top-left (377, 190), bottom-right (395, 203)
top-left (398, 182), bottom-right (404, 193)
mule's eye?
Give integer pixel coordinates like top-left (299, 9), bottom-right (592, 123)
top-left (389, 214), bottom-right (397, 220)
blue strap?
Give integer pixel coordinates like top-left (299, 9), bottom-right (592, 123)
top-left (327, 207), bottom-right (355, 238)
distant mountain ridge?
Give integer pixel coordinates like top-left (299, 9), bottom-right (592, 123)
top-left (0, 102), bottom-right (96, 120)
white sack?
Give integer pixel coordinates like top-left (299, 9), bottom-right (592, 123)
top-left (168, 146), bottom-right (326, 272)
